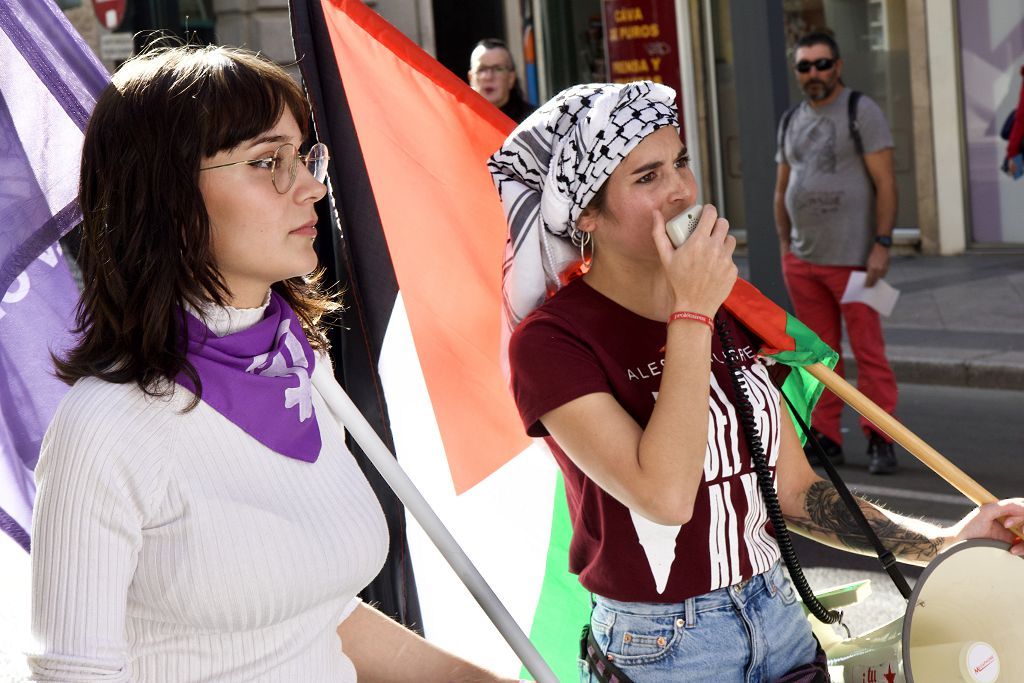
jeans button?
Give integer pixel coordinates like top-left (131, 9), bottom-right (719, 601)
top-left (675, 618), bottom-right (685, 628)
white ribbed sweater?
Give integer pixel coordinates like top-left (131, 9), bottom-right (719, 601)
top-left (29, 304), bottom-right (389, 682)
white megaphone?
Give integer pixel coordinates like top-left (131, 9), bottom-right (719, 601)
top-left (810, 540), bottom-right (1024, 682)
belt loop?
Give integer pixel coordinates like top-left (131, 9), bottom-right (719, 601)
top-left (684, 596), bottom-right (696, 629)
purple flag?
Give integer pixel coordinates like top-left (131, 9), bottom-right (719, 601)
top-left (0, 251), bottom-right (78, 551)
top-left (0, 0), bottom-right (107, 294)
top-left (0, 0), bottom-right (109, 551)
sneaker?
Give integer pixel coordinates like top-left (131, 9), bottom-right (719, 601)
top-left (804, 428), bottom-right (844, 466)
top-left (867, 433), bottom-right (899, 474)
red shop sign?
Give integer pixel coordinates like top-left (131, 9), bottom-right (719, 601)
top-left (93, 0), bottom-right (127, 31)
top-left (602, 0), bottom-right (685, 129)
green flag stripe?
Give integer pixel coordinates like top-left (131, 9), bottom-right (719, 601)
top-left (774, 314), bottom-right (839, 443)
top-left (522, 472), bottom-right (592, 681)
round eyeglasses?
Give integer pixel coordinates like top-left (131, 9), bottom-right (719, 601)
top-left (200, 142), bottom-right (330, 194)
top-left (473, 65), bottom-right (512, 76)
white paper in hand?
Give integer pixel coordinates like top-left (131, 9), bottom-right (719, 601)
top-left (840, 271), bottom-right (900, 317)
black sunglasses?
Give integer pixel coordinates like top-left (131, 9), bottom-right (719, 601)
top-left (795, 58), bottom-right (836, 74)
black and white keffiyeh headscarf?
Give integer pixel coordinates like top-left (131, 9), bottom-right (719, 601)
top-left (488, 81), bottom-right (678, 341)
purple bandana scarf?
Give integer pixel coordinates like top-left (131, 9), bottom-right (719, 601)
top-left (177, 291), bottom-right (322, 462)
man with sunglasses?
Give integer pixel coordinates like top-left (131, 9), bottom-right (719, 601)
top-left (774, 31), bottom-right (900, 475)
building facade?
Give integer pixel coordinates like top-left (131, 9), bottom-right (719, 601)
top-left (65, 0), bottom-right (1024, 257)
top-left (520, 0), bottom-right (1024, 258)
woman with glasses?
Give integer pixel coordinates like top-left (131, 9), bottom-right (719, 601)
top-left (29, 46), bottom-right (513, 683)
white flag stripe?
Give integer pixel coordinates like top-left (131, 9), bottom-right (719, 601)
top-left (379, 295), bottom-right (555, 676)
top-left (0, 27), bottom-right (82, 216)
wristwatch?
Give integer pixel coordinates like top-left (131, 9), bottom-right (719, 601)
top-left (874, 235), bottom-right (893, 248)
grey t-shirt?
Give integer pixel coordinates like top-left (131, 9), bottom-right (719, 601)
top-left (776, 88), bottom-right (894, 266)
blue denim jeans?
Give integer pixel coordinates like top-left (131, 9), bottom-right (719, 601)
top-left (579, 562), bottom-right (819, 682)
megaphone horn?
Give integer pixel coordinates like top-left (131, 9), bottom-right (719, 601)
top-left (819, 539), bottom-right (1024, 682)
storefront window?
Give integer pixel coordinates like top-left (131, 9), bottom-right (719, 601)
top-left (957, 2), bottom-right (1024, 245)
top-left (538, 0), bottom-right (603, 98)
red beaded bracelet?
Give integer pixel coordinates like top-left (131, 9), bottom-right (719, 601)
top-left (668, 311), bottom-right (713, 331)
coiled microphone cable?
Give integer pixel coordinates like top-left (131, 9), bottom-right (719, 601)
top-left (714, 317), bottom-right (842, 625)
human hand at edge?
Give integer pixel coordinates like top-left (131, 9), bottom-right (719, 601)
top-left (943, 498), bottom-right (1024, 557)
top-left (864, 244), bottom-right (890, 287)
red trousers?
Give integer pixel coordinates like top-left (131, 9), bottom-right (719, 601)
top-left (782, 252), bottom-right (897, 444)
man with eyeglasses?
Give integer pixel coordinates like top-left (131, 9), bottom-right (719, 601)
top-left (774, 31), bottom-right (900, 476)
top-left (468, 38), bottom-right (536, 123)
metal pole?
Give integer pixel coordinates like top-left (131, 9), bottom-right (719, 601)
top-left (312, 373), bottom-right (558, 683)
top-left (700, 0), bottom-right (725, 211)
top-left (726, 0), bottom-right (792, 310)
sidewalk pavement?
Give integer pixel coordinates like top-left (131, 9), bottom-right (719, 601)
top-left (737, 251), bottom-right (1024, 390)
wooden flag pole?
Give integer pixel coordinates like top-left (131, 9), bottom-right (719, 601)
top-left (805, 363), bottom-right (1024, 538)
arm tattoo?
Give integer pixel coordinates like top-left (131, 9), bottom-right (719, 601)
top-left (784, 480), bottom-right (943, 564)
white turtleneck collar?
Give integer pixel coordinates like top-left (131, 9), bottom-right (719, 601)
top-left (185, 291), bottom-right (272, 337)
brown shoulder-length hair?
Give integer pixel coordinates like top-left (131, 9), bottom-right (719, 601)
top-left (56, 45), bottom-right (339, 400)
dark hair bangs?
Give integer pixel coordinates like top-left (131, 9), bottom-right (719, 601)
top-left (195, 54), bottom-right (311, 156)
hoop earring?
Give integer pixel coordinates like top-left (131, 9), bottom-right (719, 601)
top-left (569, 227), bottom-right (593, 269)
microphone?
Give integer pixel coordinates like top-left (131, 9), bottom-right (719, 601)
top-left (664, 204), bottom-right (703, 248)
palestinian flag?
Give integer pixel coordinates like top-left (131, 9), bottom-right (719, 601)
top-left (289, 2), bottom-right (837, 679)
top-left (724, 279), bottom-right (839, 440)
top-left (290, 1), bottom-right (588, 679)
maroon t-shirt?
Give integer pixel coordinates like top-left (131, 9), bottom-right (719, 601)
top-left (509, 278), bottom-right (783, 603)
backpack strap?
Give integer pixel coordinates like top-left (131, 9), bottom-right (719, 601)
top-left (848, 89), bottom-right (864, 155)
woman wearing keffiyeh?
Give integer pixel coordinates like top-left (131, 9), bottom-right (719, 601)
top-left (491, 83), bottom-right (1024, 682)
top-left (29, 46), bottom-right (515, 683)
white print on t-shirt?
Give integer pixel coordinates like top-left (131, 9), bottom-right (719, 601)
top-left (710, 345), bottom-right (757, 365)
top-left (638, 361), bottom-right (781, 594)
top-left (626, 345), bottom-right (755, 383)
top-left (708, 479), bottom-right (743, 589)
top-left (627, 358), bottom-right (666, 381)
top-left (741, 472), bottom-right (782, 575)
top-left (707, 362), bottom-right (782, 590)
top-left (630, 509), bottom-right (685, 594)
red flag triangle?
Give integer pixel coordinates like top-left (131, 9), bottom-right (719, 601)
top-left (319, 0), bottom-right (529, 493)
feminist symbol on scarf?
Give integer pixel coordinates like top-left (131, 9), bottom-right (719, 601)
top-left (246, 319), bottom-right (313, 421)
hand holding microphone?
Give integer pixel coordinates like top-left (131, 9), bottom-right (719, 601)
top-left (652, 203), bottom-right (737, 318)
